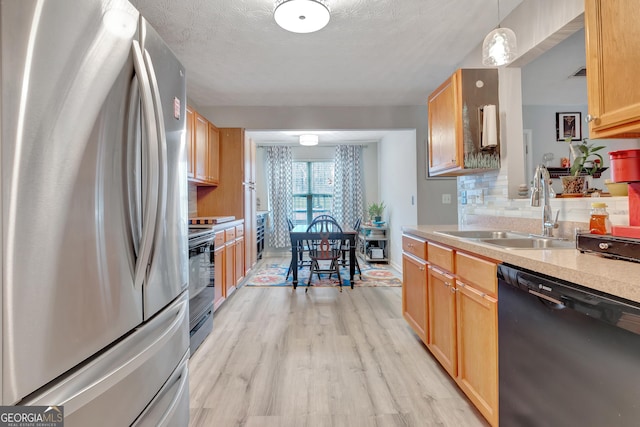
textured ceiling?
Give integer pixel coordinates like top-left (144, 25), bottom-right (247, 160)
top-left (130, 0), bottom-right (523, 107)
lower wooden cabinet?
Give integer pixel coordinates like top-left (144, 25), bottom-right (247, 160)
top-left (235, 236), bottom-right (245, 286)
top-left (224, 228), bottom-right (236, 297)
top-left (402, 233), bottom-right (499, 427)
top-left (213, 244), bottom-right (225, 310)
top-left (402, 253), bottom-right (427, 342)
top-left (456, 280), bottom-right (498, 427)
top-left (427, 265), bottom-right (457, 377)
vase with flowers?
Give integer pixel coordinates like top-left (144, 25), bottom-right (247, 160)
top-left (561, 138), bottom-right (606, 195)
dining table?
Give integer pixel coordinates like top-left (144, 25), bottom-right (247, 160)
top-left (289, 224), bottom-right (358, 289)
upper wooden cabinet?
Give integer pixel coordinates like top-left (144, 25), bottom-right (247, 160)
top-left (194, 112), bottom-right (208, 182)
top-left (585, 0), bottom-right (640, 138)
top-left (427, 69), bottom-right (499, 176)
top-left (186, 105), bottom-right (219, 186)
top-left (207, 122), bottom-right (220, 185)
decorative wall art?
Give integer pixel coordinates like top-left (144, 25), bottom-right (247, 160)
top-left (556, 112), bottom-right (582, 142)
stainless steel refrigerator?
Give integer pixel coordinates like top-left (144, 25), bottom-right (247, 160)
top-left (1, 0), bottom-right (190, 425)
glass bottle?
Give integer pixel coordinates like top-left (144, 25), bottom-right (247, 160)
top-left (589, 202), bottom-right (611, 235)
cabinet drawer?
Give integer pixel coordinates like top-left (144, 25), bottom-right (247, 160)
top-left (402, 235), bottom-right (427, 260)
top-left (455, 252), bottom-right (497, 297)
top-left (214, 231), bottom-right (225, 247)
top-left (428, 242), bottom-right (454, 272)
top-left (236, 224), bottom-right (244, 237)
top-left (225, 227), bottom-right (236, 242)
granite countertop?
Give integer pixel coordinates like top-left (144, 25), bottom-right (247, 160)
top-left (402, 224), bottom-right (640, 304)
top-left (188, 219), bottom-right (245, 239)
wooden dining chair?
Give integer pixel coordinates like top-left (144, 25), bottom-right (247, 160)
top-left (305, 218), bottom-right (344, 292)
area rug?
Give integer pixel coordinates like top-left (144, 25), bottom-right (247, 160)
top-left (245, 260), bottom-right (402, 288)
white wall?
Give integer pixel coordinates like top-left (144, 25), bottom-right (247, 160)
top-left (199, 105), bottom-right (459, 226)
top-left (378, 130), bottom-right (418, 270)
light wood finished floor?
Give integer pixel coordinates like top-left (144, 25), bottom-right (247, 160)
top-left (188, 262), bottom-right (488, 427)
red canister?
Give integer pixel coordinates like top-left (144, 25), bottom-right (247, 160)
top-left (609, 149), bottom-right (640, 182)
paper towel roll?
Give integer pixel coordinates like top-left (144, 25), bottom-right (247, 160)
top-left (481, 104), bottom-right (497, 149)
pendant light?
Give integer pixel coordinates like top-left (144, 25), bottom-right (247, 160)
top-left (274, 0), bottom-right (330, 34)
top-left (299, 134), bottom-right (319, 146)
top-left (482, 0), bottom-right (517, 66)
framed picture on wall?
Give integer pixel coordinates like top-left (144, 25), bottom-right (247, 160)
top-left (556, 112), bottom-right (581, 141)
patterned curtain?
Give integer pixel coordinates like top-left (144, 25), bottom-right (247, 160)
top-left (333, 145), bottom-right (364, 227)
top-left (266, 146), bottom-right (293, 248)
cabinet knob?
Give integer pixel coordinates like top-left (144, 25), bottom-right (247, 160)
top-left (444, 281), bottom-right (451, 287)
top-left (419, 266), bottom-right (425, 271)
top-left (586, 114), bottom-right (597, 123)
top-left (599, 242), bottom-right (610, 250)
top-left (450, 287), bottom-right (457, 293)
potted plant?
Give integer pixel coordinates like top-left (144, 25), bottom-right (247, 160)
top-left (562, 138), bottom-right (606, 194)
top-left (368, 201), bottom-right (385, 222)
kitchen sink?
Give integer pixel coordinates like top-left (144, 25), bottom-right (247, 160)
top-left (435, 230), bottom-right (528, 239)
top-left (480, 238), bottom-right (575, 250)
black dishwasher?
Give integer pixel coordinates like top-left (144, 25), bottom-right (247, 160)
top-left (498, 264), bottom-right (640, 427)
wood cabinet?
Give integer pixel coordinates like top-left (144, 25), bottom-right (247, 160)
top-left (213, 231), bottom-right (225, 311)
top-left (235, 224), bottom-right (245, 285)
top-left (401, 235), bottom-right (428, 342)
top-left (207, 122), bottom-right (220, 184)
top-left (426, 243), bottom-right (457, 378)
top-left (194, 112), bottom-right (208, 182)
top-left (456, 278), bottom-right (498, 427)
top-left (198, 128), bottom-right (256, 277)
top-left (427, 69), bottom-right (499, 176)
top-left (186, 105), bottom-right (194, 179)
top-left (402, 234), bottom-right (499, 427)
top-left (402, 253), bottom-right (428, 342)
top-left (224, 227), bottom-right (236, 298)
top-left (186, 105), bottom-right (219, 185)
top-left (585, 0), bottom-right (640, 139)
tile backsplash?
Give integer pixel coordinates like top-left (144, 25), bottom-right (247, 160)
top-left (188, 183), bottom-right (197, 217)
top-left (458, 170), bottom-right (630, 239)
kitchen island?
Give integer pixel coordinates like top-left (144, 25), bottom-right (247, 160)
top-left (403, 224), bottom-right (640, 304)
top-left (402, 224), bottom-right (640, 427)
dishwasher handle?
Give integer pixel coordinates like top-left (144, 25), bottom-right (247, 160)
top-left (528, 289), bottom-right (565, 309)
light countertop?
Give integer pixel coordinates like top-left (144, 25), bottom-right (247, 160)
top-left (402, 225), bottom-right (640, 304)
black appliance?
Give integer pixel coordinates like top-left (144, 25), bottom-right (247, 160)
top-left (188, 229), bottom-right (215, 353)
top-left (498, 264), bottom-right (640, 426)
top-left (577, 232), bottom-right (640, 263)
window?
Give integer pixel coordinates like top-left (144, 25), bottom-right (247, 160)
top-left (292, 161), bottom-right (334, 225)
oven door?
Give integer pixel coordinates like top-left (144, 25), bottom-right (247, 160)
top-left (188, 235), bottom-right (213, 300)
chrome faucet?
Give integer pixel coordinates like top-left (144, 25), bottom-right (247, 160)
top-left (530, 164), bottom-right (559, 237)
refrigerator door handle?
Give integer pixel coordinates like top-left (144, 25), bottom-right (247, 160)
top-left (126, 76), bottom-right (143, 256)
top-left (132, 40), bottom-right (160, 292)
top-left (143, 49), bottom-right (168, 248)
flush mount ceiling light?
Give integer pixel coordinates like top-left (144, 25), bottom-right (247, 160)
top-left (482, 0), bottom-right (517, 66)
top-left (274, 0), bottom-right (330, 34)
top-left (299, 134), bottom-right (319, 146)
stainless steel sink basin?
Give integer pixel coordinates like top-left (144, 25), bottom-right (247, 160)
top-left (435, 230), bottom-right (528, 239)
top-left (480, 238), bottom-right (575, 250)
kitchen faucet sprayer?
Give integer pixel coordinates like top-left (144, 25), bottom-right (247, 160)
top-left (531, 164), bottom-right (559, 237)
